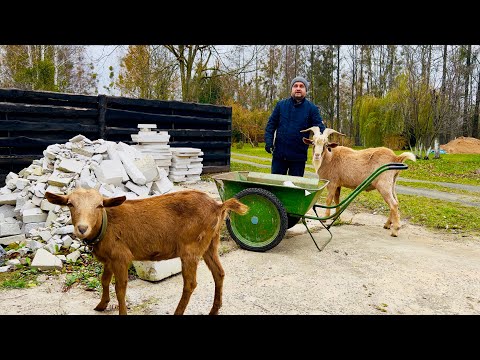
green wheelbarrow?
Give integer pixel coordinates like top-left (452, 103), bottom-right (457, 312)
top-left (212, 162), bottom-right (408, 252)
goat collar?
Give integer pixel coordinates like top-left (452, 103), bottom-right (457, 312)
top-left (83, 208), bottom-right (108, 247)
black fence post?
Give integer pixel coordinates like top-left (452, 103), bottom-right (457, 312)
top-left (98, 95), bottom-right (107, 139)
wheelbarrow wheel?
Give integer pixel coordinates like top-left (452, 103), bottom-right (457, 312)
top-left (226, 187), bottom-right (288, 252)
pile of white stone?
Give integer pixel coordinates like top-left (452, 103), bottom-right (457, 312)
top-left (0, 134), bottom-right (175, 273)
top-left (131, 124), bottom-right (172, 175)
top-left (168, 148), bottom-right (204, 183)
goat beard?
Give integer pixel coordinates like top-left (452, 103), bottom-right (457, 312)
top-left (313, 158), bottom-right (323, 174)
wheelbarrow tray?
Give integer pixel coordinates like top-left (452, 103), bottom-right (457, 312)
top-left (213, 171), bottom-right (329, 217)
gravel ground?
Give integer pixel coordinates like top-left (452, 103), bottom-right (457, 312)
top-left (1, 180), bottom-right (479, 315)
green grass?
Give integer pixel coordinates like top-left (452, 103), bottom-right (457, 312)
top-left (0, 267), bottom-right (40, 289)
top-left (343, 188), bottom-right (480, 235)
top-left (396, 153), bottom-right (480, 185)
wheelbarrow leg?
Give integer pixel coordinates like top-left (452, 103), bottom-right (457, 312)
top-left (301, 216), bottom-right (333, 252)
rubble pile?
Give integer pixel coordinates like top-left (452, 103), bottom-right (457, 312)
top-left (0, 134), bottom-right (175, 272)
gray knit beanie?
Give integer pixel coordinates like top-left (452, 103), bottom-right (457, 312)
top-left (290, 76), bottom-right (309, 91)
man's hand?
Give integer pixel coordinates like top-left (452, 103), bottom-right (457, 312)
top-left (265, 145), bottom-right (274, 154)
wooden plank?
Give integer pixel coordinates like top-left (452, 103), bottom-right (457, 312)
top-left (0, 102), bottom-right (98, 117)
top-left (106, 108), bottom-right (231, 126)
top-left (0, 136), bottom-right (66, 148)
top-left (166, 129), bottom-right (231, 137)
top-left (170, 141), bottom-right (231, 148)
top-left (0, 88), bottom-right (97, 105)
top-left (105, 127), bottom-right (231, 138)
top-left (0, 154), bottom-right (41, 164)
top-left (202, 165), bottom-right (230, 174)
top-left (104, 126), bottom-right (138, 135)
top-left (0, 119), bottom-right (99, 133)
top-left (201, 153), bottom-right (230, 161)
top-left (107, 96), bottom-right (231, 116)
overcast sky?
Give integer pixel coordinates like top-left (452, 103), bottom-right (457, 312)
top-left (85, 45), bottom-right (126, 95)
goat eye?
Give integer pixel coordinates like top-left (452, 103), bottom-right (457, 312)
top-left (96, 204), bottom-right (104, 209)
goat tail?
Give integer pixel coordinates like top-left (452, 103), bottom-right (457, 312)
top-left (221, 198), bottom-right (249, 217)
top-left (397, 152), bottom-right (417, 163)
top-left (213, 199), bottom-right (249, 235)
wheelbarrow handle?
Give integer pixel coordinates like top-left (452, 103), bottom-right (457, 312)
top-left (386, 162), bottom-right (409, 170)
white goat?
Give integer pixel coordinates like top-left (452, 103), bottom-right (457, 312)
top-left (301, 126), bottom-right (416, 236)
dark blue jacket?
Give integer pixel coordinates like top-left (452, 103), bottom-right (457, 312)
top-left (265, 97), bottom-right (325, 161)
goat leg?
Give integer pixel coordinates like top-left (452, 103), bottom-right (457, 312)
top-left (324, 187), bottom-right (336, 218)
top-left (334, 187), bottom-right (341, 215)
top-left (94, 264), bottom-right (113, 311)
top-left (378, 188), bottom-right (400, 237)
top-left (174, 257), bottom-right (199, 315)
top-left (112, 262), bottom-right (129, 315)
top-left (202, 240), bottom-right (225, 315)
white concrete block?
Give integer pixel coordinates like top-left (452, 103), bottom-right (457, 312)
top-left (133, 258), bottom-right (182, 282)
top-left (0, 234), bottom-right (26, 246)
top-left (152, 177), bottom-right (173, 194)
top-left (69, 134), bottom-right (86, 142)
top-left (31, 248), bottom-right (63, 270)
top-left (22, 208), bottom-right (48, 223)
top-left (93, 160), bottom-right (124, 186)
top-left (134, 155), bottom-right (159, 183)
top-left (40, 199), bottom-right (57, 212)
top-left (0, 193), bottom-right (19, 205)
top-left (0, 205), bottom-right (15, 218)
top-left (57, 158), bottom-right (85, 174)
top-left (118, 152), bottom-right (146, 185)
top-left (137, 124), bottom-right (157, 129)
top-left (48, 171), bottom-right (75, 187)
top-left (54, 225), bottom-right (74, 235)
top-left (124, 181), bottom-right (150, 197)
top-left (66, 250), bottom-right (81, 262)
top-left (0, 222), bottom-right (21, 237)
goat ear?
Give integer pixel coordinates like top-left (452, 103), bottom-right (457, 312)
top-left (45, 192), bottom-right (69, 206)
top-left (103, 195), bottom-right (126, 208)
top-left (302, 137), bottom-right (314, 145)
top-left (327, 142), bottom-right (339, 149)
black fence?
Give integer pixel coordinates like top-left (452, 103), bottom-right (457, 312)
top-left (0, 88), bottom-right (232, 186)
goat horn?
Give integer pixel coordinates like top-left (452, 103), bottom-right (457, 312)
top-left (300, 126), bottom-right (321, 138)
top-left (322, 128), bottom-right (346, 139)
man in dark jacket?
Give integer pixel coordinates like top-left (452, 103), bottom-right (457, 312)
top-left (264, 76), bottom-right (326, 176)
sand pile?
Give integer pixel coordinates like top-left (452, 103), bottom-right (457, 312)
top-left (440, 137), bottom-right (480, 154)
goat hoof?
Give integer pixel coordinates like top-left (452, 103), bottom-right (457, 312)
top-left (94, 303), bottom-right (109, 311)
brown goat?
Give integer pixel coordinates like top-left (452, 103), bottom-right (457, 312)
top-left (301, 127), bottom-right (416, 237)
top-left (45, 188), bottom-right (248, 315)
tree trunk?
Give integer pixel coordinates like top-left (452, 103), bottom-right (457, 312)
top-left (336, 45), bottom-right (340, 132)
top-left (462, 45), bottom-right (471, 136)
top-left (349, 45), bottom-right (356, 138)
top-left (53, 46), bottom-right (58, 87)
top-left (441, 45), bottom-right (447, 94)
top-left (472, 69), bottom-right (480, 139)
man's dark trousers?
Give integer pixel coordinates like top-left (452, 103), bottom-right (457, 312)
top-left (271, 157), bottom-right (305, 177)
